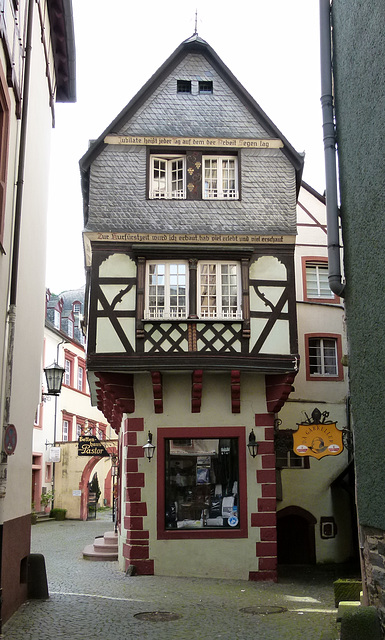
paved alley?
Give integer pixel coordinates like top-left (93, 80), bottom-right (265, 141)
top-left (3, 515), bottom-right (343, 639)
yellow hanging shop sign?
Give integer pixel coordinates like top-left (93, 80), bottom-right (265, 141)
top-left (293, 422), bottom-right (344, 460)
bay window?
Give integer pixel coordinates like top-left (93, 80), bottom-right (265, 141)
top-left (198, 261), bottom-right (241, 319)
top-left (150, 155), bottom-right (185, 199)
top-left (145, 261), bottom-right (188, 319)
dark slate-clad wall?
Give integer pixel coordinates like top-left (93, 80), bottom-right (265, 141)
top-left (333, 0), bottom-right (385, 530)
top-left (86, 53), bottom-right (296, 235)
top-left (120, 54), bottom-right (270, 139)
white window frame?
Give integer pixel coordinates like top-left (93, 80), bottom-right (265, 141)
top-left (306, 262), bottom-right (334, 299)
top-left (64, 359), bottom-right (71, 386)
top-left (145, 261), bottom-right (188, 320)
top-left (198, 261), bottom-right (242, 319)
top-left (77, 366), bottom-right (84, 392)
top-left (62, 419), bottom-right (69, 442)
top-left (76, 423), bottom-right (83, 440)
top-left (53, 309), bottom-right (61, 329)
top-left (149, 155), bottom-right (185, 199)
top-left (308, 337), bottom-right (338, 376)
top-left (67, 319), bottom-right (74, 339)
top-left (203, 156), bottom-right (238, 200)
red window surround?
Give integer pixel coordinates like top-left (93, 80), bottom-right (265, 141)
top-left (45, 463), bottom-right (53, 483)
top-left (77, 357), bottom-right (86, 394)
top-left (88, 420), bottom-right (96, 436)
top-left (61, 411), bottom-right (74, 441)
top-left (301, 256), bottom-right (340, 304)
top-left (304, 333), bottom-right (344, 382)
top-left (157, 426), bottom-right (247, 540)
top-left (76, 415), bottom-right (86, 439)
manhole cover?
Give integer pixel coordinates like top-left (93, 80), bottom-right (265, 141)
top-left (134, 611), bottom-right (181, 622)
top-left (240, 605), bottom-right (287, 616)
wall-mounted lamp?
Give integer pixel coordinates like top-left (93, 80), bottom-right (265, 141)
top-left (247, 429), bottom-right (259, 458)
top-left (143, 431), bottom-right (156, 461)
top-left (111, 453), bottom-right (119, 477)
top-left (43, 361), bottom-right (65, 397)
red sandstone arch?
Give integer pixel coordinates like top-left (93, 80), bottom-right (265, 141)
top-left (79, 446), bottom-right (117, 521)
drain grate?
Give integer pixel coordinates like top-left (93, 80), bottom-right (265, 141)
top-left (240, 605), bottom-right (287, 616)
top-left (134, 611), bottom-right (181, 622)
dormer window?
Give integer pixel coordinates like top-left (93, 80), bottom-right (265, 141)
top-left (203, 156), bottom-right (238, 199)
top-left (150, 155), bottom-right (185, 199)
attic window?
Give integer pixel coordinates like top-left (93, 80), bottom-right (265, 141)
top-left (177, 80), bottom-right (191, 94)
top-left (199, 81), bottom-right (213, 94)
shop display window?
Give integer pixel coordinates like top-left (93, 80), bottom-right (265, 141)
top-left (164, 437), bottom-right (240, 530)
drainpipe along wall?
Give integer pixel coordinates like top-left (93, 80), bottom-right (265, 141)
top-left (319, 0), bottom-right (345, 298)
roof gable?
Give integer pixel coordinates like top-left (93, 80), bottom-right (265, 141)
top-left (80, 35), bottom-right (303, 217)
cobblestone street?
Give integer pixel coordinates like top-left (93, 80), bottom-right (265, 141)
top-left (3, 514), bottom-right (342, 639)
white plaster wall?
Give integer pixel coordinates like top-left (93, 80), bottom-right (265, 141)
top-left (96, 253), bottom-right (136, 353)
top-left (1, 10), bottom-right (56, 523)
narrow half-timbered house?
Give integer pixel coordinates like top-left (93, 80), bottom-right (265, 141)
top-left (80, 34), bottom-right (304, 581)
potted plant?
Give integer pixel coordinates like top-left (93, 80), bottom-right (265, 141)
top-left (40, 490), bottom-right (54, 513)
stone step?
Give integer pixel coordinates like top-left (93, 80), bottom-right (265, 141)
top-left (82, 531), bottom-right (118, 561)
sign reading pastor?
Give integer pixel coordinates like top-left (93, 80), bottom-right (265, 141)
top-left (293, 408), bottom-right (344, 460)
top-left (78, 435), bottom-right (109, 458)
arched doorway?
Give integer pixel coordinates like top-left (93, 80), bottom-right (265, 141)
top-left (79, 447), bottom-right (117, 520)
top-left (277, 506), bottom-right (317, 564)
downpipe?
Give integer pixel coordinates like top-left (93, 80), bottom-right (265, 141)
top-left (319, 0), bottom-right (345, 298)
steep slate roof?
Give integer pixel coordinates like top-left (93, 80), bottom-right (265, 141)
top-left (80, 35), bottom-right (304, 225)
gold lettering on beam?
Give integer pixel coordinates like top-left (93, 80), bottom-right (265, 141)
top-left (104, 135), bottom-right (284, 149)
top-left (85, 231), bottom-right (295, 245)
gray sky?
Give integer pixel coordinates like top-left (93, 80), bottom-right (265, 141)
top-left (46, 0), bottom-right (324, 294)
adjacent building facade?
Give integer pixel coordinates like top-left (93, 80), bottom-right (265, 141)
top-left (277, 182), bottom-right (354, 566)
top-left (0, 0), bottom-right (75, 624)
top-left (329, 0), bottom-right (385, 630)
top-left (80, 34), bottom-right (353, 581)
top-left (33, 288), bottom-right (117, 522)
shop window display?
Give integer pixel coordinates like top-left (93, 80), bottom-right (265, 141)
top-left (165, 437), bottom-right (239, 530)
